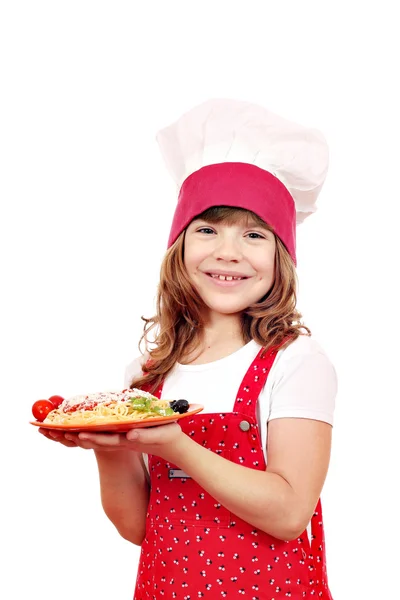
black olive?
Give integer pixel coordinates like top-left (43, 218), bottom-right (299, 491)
top-left (169, 399), bottom-right (190, 413)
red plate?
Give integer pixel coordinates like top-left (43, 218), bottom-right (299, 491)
top-left (30, 404), bottom-right (204, 433)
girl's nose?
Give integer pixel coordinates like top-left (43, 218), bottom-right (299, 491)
top-left (212, 235), bottom-right (243, 262)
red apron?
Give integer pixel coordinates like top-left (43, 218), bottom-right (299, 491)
top-left (135, 347), bottom-right (333, 599)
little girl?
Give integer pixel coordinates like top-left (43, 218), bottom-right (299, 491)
top-left (39, 99), bottom-right (337, 599)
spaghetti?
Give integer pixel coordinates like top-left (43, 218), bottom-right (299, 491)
top-left (43, 388), bottom-right (175, 426)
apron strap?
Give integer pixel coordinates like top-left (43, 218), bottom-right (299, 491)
top-left (232, 346), bottom-right (279, 418)
top-left (232, 338), bottom-right (292, 418)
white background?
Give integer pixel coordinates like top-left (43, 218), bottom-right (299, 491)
top-left (1, 1), bottom-right (399, 599)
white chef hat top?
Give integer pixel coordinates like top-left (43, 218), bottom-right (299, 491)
top-left (156, 98), bottom-right (329, 225)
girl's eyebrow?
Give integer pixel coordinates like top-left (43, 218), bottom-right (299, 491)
top-left (244, 220), bottom-right (272, 232)
top-left (192, 218), bottom-right (272, 233)
top-left (195, 218), bottom-right (268, 227)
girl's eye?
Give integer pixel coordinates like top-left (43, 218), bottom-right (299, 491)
top-left (197, 227), bottom-right (215, 235)
top-left (246, 232), bottom-right (265, 239)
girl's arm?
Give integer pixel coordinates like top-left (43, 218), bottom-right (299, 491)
top-left (38, 429), bottom-right (149, 546)
top-left (94, 449), bottom-right (149, 545)
top-left (79, 418), bottom-right (331, 542)
top-left (168, 418), bottom-right (332, 541)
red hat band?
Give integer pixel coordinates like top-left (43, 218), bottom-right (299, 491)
top-left (167, 162), bottom-right (297, 264)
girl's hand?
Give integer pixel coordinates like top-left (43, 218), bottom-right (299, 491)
top-left (37, 428), bottom-right (126, 452)
top-left (126, 422), bottom-right (187, 463)
top-left (76, 422), bottom-right (187, 462)
top-left (38, 428), bottom-right (81, 448)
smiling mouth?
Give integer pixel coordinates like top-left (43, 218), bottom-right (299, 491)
top-left (207, 273), bottom-right (249, 282)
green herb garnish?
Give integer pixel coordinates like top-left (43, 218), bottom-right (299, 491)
top-left (129, 397), bottom-right (174, 417)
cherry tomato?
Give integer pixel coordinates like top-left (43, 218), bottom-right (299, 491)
top-left (32, 399), bottom-right (55, 422)
top-left (48, 395), bottom-right (64, 408)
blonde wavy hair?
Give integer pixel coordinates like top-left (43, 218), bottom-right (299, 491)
top-left (130, 206), bottom-right (310, 393)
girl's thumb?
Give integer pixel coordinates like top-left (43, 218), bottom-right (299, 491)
top-left (126, 429), bottom-right (140, 441)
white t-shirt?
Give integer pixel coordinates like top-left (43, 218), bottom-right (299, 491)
top-left (124, 335), bottom-right (337, 460)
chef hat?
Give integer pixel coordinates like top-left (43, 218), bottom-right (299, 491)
top-left (156, 98), bottom-right (329, 264)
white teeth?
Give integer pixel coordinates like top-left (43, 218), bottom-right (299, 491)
top-left (210, 274), bottom-right (243, 281)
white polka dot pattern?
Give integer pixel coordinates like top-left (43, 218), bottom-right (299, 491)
top-left (134, 345), bottom-right (332, 599)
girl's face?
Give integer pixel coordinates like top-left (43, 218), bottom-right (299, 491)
top-left (184, 216), bottom-right (276, 318)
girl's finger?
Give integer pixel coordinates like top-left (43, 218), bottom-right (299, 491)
top-left (60, 438), bottom-right (80, 448)
top-left (126, 429), bottom-right (140, 442)
top-left (38, 427), bottom-right (53, 438)
top-left (126, 423), bottom-right (176, 443)
top-left (78, 432), bottom-right (123, 446)
top-left (48, 431), bottom-right (67, 441)
top-left (38, 428), bottom-right (65, 442)
top-left (73, 439), bottom-right (100, 450)
top-left (38, 429), bottom-right (78, 448)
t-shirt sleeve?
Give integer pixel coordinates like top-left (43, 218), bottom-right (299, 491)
top-left (267, 343), bottom-right (337, 426)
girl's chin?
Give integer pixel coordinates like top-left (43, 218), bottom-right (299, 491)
top-left (202, 302), bottom-right (249, 316)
